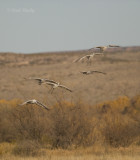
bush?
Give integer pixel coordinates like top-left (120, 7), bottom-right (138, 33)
top-left (48, 101), bottom-right (95, 149)
top-left (0, 99), bottom-right (20, 142)
top-left (101, 113), bottom-right (139, 147)
top-left (10, 104), bottom-right (50, 142)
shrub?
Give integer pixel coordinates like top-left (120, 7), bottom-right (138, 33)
top-left (0, 99), bottom-right (20, 142)
top-left (101, 113), bottom-right (139, 147)
top-left (48, 101), bottom-right (95, 149)
top-left (10, 104), bottom-right (50, 142)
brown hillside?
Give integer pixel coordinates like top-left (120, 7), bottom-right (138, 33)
top-left (0, 48), bottom-right (140, 105)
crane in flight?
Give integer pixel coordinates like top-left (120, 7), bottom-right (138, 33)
top-left (19, 99), bottom-right (50, 111)
top-left (25, 77), bottom-right (58, 85)
top-left (45, 82), bottom-right (72, 94)
top-left (95, 45), bottom-right (120, 52)
top-left (73, 53), bottom-right (103, 63)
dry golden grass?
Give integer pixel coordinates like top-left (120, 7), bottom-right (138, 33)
top-left (1, 155), bottom-right (140, 160)
top-left (1, 145), bottom-right (140, 160)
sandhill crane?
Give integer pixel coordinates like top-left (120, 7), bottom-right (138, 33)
top-left (19, 99), bottom-right (50, 111)
top-left (73, 53), bottom-right (103, 63)
top-left (26, 77), bottom-right (58, 85)
top-left (80, 71), bottom-right (106, 75)
top-left (45, 82), bottom-right (72, 93)
top-left (95, 45), bottom-right (120, 52)
top-left (108, 45), bottom-right (120, 47)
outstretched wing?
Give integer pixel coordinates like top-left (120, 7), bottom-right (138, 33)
top-left (73, 55), bottom-right (87, 63)
top-left (29, 78), bottom-right (58, 85)
top-left (28, 77), bottom-right (41, 81)
top-left (90, 71), bottom-right (107, 75)
top-left (26, 77), bottom-right (42, 85)
top-left (95, 46), bottom-right (103, 49)
top-left (108, 45), bottom-right (120, 47)
top-left (44, 79), bottom-right (58, 84)
top-left (45, 81), bottom-right (55, 86)
top-left (19, 100), bottom-right (33, 105)
top-left (36, 101), bottom-right (50, 111)
top-left (59, 85), bottom-right (72, 92)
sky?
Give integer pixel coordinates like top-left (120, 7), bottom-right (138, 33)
top-left (0, 0), bottom-right (140, 53)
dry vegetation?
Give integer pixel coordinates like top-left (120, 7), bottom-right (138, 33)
top-left (0, 49), bottom-right (140, 159)
top-left (0, 49), bottom-right (140, 104)
top-left (0, 95), bottom-right (140, 159)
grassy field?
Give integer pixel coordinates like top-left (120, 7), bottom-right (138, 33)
top-left (1, 154), bottom-right (140, 160)
top-left (0, 49), bottom-right (140, 160)
top-left (1, 145), bottom-right (140, 160)
top-left (1, 142), bottom-right (140, 160)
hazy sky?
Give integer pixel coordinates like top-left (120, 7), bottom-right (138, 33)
top-left (0, 0), bottom-right (140, 53)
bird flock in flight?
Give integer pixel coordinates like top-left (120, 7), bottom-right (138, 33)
top-left (20, 45), bottom-right (120, 110)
